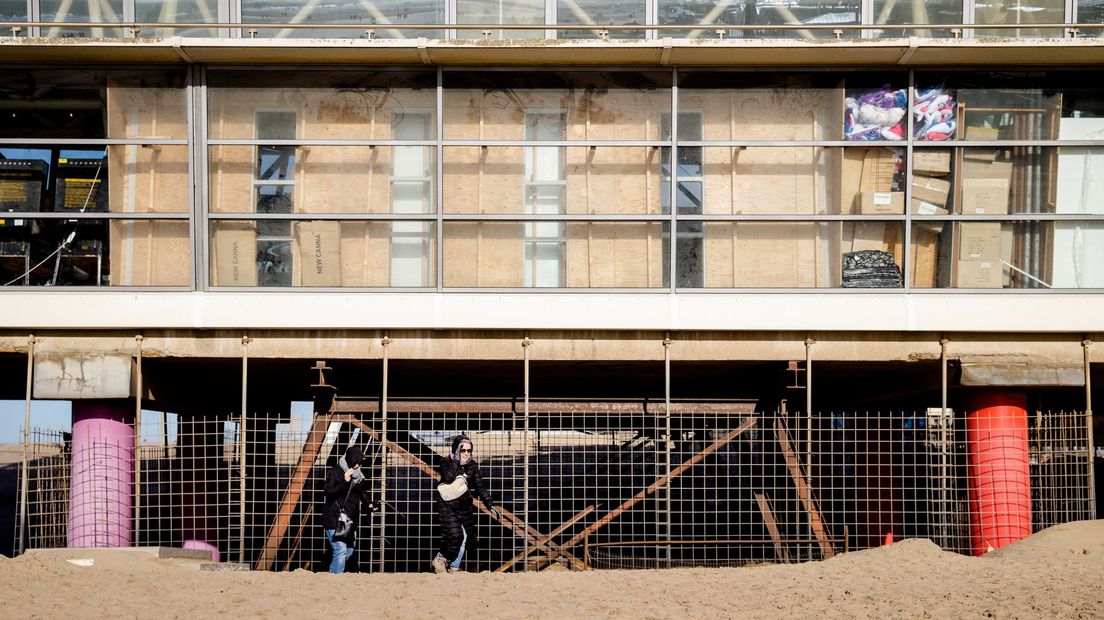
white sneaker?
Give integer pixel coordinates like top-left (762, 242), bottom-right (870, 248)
top-left (431, 554), bottom-right (448, 574)
top-left (447, 566), bottom-right (464, 574)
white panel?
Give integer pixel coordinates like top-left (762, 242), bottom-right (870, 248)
top-left (4, 292), bottom-right (1104, 332)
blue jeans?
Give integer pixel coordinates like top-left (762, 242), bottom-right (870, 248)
top-left (450, 525), bottom-right (467, 569)
top-left (325, 529), bottom-right (355, 574)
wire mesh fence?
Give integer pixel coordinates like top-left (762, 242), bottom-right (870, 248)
top-left (16, 403), bottom-right (1095, 572)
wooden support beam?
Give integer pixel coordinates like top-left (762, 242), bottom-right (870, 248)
top-left (754, 492), bottom-right (791, 563)
top-left (283, 504), bottom-right (314, 572)
top-left (560, 416), bottom-right (758, 552)
top-left (255, 411), bottom-right (335, 570)
top-left (774, 417), bottom-right (835, 559)
top-left (494, 504), bottom-right (596, 573)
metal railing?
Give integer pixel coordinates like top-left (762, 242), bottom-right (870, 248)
top-left (1, 21), bottom-right (1102, 40)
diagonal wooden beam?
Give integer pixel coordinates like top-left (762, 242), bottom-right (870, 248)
top-left (775, 417), bottom-right (835, 559)
top-left (560, 416), bottom-right (758, 552)
top-left (255, 411), bottom-right (335, 570)
top-left (494, 504), bottom-right (595, 573)
top-left (336, 415), bottom-right (587, 570)
top-left (754, 491), bottom-right (791, 563)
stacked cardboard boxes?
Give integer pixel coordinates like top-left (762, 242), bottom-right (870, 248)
top-left (909, 149), bottom-right (952, 287)
top-left (956, 221), bottom-right (1004, 288)
top-left (952, 149), bottom-right (1013, 288)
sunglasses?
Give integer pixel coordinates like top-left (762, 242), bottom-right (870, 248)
top-left (459, 448), bottom-right (473, 454)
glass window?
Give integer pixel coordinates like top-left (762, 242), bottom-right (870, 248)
top-left (443, 221), bottom-right (665, 288)
top-left (911, 220), bottom-right (1104, 289)
top-left (676, 221), bottom-right (894, 288)
top-left (975, 0), bottom-right (1065, 37)
top-left (40, 0), bottom-right (123, 37)
top-left (557, 0), bottom-right (646, 39)
top-left (0, 218), bottom-right (189, 286)
top-left (457, 0), bottom-right (545, 39)
top-left (678, 72), bottom-right (907, 141)
top-left (722, 0), bottom-right (861, 39)
top-left (444, 71), bottom-right (671, 140)
top-left (917, 72), bottom-right (1104, 141)
top-left (391, 111), bottom-right (434, 286)
top-left (523, 111), bottom-right (567, 287)
top-left (240, 0), bottom-right (443, 38)
top-left (208, 70), bottom-right (436, 141)
top-left (909, 146), bottom-right (1103, 217)
top-left (657, 0), bottom-right (753, 39)
top-left (653, 146), bottom-right (905, 216)
top-left (0, 144), bottom-right (188, 217)
top-left (209, 145), bottom-right (437, 214)
top-left (1078, 0), bottom-right (1104, 25)
top-left (662, 111), bottom-right (704, 215)
top-left (872, 0), bottom-right (962, 38)
top-left (442, 147), bottom-right (663, 214)
top-left (210, 220), bottom-right (436, 287)
top-left (0, 1), bottom-right (26, 25)
top-left (134, 0), bottom-right (219, 37)
top-left (0, 70), bottom-right (187, 140)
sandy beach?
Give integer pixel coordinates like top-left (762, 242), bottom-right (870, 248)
top-left (2, 520), bottom-right (1102, 618)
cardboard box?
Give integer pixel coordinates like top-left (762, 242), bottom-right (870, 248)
top-left (297, 221), bottom-right (342, 286)
top-left (213, 226), bottom-right (258, 286)
top-left (910, 199), bottom-right (948, 234)
top-left (912, 175), bottom-right (951, 207)
top-left (842, 148), bottom-right (899, 214)
top-left (957, 259), bottom-right (1003, 288)
top-left (859, 191), bottom-right (904, 215)
top-left (912, 149), bottom-right (952, 175)
top-left (860, 148), bottom-right (897, 192)
top-left (960, 159), bottom-right (1013, 215)
top-left (852, 221), bottom-right (888, 252)
top-left (958, 222), bottom-right (1002, 260)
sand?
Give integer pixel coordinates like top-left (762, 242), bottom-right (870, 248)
top-left (2, 520), bottom-right (1103, 619)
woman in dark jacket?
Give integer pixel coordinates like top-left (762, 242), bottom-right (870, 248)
top-left (322, 445), bottom-right (377, 574)
top-left (431, 434), bottom-right (498, 573)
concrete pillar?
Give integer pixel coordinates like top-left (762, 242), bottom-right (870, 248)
top-left (68, 400), bottom-right (134, 548)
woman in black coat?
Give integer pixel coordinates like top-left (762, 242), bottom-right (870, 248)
top-left (322, 445), bottom-right (376, 574)
top-left (431, 434), bottom-right (498, 573)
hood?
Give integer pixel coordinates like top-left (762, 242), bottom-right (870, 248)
top-left (344, 446), bottom-right (364, 468)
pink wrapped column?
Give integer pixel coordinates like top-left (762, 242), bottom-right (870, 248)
top-left (68, 401), bottom-right (134, 548)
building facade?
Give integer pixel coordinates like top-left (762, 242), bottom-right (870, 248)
top-left (1, 0), bottom-right (1101, 572)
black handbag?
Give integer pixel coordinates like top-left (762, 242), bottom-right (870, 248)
top-left (334, 483), bottom-right (355, 538)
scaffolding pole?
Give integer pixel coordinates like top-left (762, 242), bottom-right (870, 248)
top-left (240, 335), bottom-right (251, 563)
top-left (17, 334), bottom-right (35, 555)
top-left (134, 334), bottom-right (144, 546)
top-left (378, 334), bottom-right (391, 572)
top-left (662, 332), bottom-right (673, 569)
top-left (522, 334), bottom-right (531, 571)
top-left (1085, 338), bottom-right (1095, 519)
top-left (804, 338), bottom-right (815, 475)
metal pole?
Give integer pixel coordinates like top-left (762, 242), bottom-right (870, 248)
top-left (378, 334), bottom-right (391, 572)
top-left (522, 334), bottom-right (531, 571)
top-left (941, 338), bottom-right (949, 415)
top-left (940, 336), bottom-right (950, 548)
top-left (17, 334), bottom-right (35, 555)
top-left (134, 334), bottom-right (144, 546)
top-left (663, 332), bottom-right (673, 569)
top-left (1084, 339), bottom-right (1095, 519)
top-left (805, 337), bottom-right (815, 474)
top-left (804, 336), bottom-right (814, 562)
top-left (240, 334), bottom-right (251, 563)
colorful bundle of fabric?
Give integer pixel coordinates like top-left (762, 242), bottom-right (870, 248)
top-left (844, 86), bottom-right (907, 141)
top-left (913, 85), bottom-right (957, 140)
